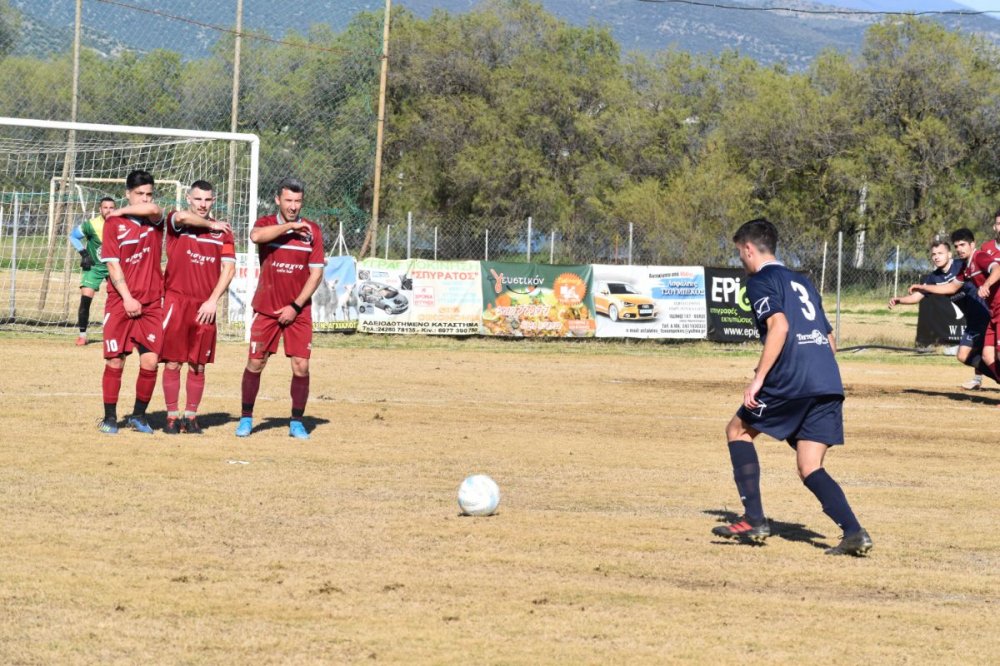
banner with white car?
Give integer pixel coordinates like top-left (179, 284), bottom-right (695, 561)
top-left (592, 265), bottom-right (707, 338)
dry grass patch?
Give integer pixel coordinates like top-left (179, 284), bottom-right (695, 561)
top-left (0, 334), bottom-right (997, 663)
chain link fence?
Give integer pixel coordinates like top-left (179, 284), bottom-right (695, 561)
top-left (1, 2), bottom-right (946, 349)
top-left (363, 212), bottom-right (930, 348)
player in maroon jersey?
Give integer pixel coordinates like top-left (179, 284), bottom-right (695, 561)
top-left (98, 170), bottom-right (164, 435)
top-left (977, 209), bottom-right (1000, 258)
top-left (159, 180), bottom-right (236, 434)
top-left (236, 177), bottom-right (325, 440)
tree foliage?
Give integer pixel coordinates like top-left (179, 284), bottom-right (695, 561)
top-left (1, 1), bottom-right (999, 264)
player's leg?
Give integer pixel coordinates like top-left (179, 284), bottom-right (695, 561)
top-left (76, 285), bottom-right (96, 345)
top-left (183, 362), bottom-right (207, 434)
top-left (284, 316), bottom-right (313, 440)
top-left (126, 304), bottom-right (163, 434)
top-left (955, 346), bottom-right (982, 389)
top-left (957, 324), bottom-right (991, 387)
top-left (982, 323), bottom-right (997, 388)
top-left (794, 397), bottom-right (872, 556)
top-left (712, 414), bottom-right (769, 542)
top-left (162, 360), bottom-right (183, 434)
top-left (99, 307), bottom-right (131, 434)
top-left (101, 355), bottom-right (126, 434)
top-left (238, 313), bottom-right (279, 437)
top-left (288, 356), bottom-right (310, 440)
top-left (126, 347), bottom-right (159, 434)
top-left (183, 318), bottom-right (217, 434)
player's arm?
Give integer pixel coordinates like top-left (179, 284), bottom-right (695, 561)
top-left (745, 312), bottom-right (788, 410)
top-left (105, 261), bottom-right (142, 318)
top-left (978, 262), bottom-right (1000, 299)
top-left (274, 265), bottom-right (324, 325)
top-left (888, 293), bottom-right (924, 309)
top-left (250, 221), bottom-right (311, 244)
top-left (172, 210), bottom-right (232, 234)
top-left (196, 260), bottom-right (237, 325)
top-left (109, 202), bottom-right (163, 222)
top-left (910, 281), bottom-right (961, 296)
top-left (69, 224), bottom-right (94, 270)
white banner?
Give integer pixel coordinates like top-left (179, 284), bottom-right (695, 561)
top-left (593, 265), bottom-right (707, 339)
top-left (356, 258), bottom-right (482, 335)
top-left (227, 252), bottom-right (259, 323)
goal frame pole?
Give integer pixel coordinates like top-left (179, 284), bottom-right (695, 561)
top-left (0, 116), bottom-right (260, 341)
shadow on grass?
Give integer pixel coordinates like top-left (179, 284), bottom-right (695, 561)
top-left (249, 415), bottom-right (331, 436)
top-left (902, 388), bottom-right (999, 406)
top-left (142, 411), bottom-right (330, 436)
top-left (704, 509), bottom-right (831, 550)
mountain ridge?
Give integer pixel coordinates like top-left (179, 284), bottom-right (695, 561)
top-left (8, 0), bottom-right (1000, 67)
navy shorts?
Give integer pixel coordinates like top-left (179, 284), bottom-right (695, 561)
top-left (736, 394), bottom-right (844, 448)
top-left (961, 323), bottom-right (985, 351)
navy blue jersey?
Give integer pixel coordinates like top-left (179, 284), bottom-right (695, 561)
top-left (747, 262), bottom-right (843, 399)
top-left (924, 259), bottom-right (989, 331)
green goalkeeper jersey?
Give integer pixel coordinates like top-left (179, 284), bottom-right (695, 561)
top-left (80, 215), bottom-right (105, 264)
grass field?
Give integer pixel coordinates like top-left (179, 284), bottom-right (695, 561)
top-left (1, 333), bottom-right (997, 664)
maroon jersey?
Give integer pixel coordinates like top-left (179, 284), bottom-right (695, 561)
top-left (101, 214), bottom-right (164, 306)
top-left (164, 211), bottom-right (236, 301)
top-left (957, 249), bottom-right (1000, 317)
top-left (250, 214), bottom-right (325, 315)
top-left (981, 239), bottom-right (999, 258)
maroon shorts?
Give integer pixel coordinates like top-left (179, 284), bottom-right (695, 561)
top-left (985, 319), bottom-right (1000, 351)
top-left (161, 293), bottom-right (218, 365)
top-left (102, 300), bottom-right (164, 359)
top-left (248, 309), bottom-right (313, 359)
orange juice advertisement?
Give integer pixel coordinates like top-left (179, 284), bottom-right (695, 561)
top-left (480, 262), bottom-right (596, 338)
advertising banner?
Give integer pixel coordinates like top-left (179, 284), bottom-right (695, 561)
top-left (916, 294), bottom-right (964, 347)
top-left (313, 255), bottom-right (358, 332)
top-left (480, 262), bottom-right (596, 337)
top-left (227, 252), bottom-right (258, 323)
top-left (704, 267), bottom-right (758, 342)
top-left (356, 258), bottom-right (482, 335)
top-left (592, 265), bottom-right (706, 338)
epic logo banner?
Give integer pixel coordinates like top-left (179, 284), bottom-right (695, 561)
top-left (704, 267), bottom-right (759, 342)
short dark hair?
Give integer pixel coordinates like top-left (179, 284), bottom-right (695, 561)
top-left (99, 196), bottom-right (115, 204)
top-left (190, 179), bottom-right (213, 192)
top-left (732, 217), bottom-right (778, 255)
top-left (125, 169), bottom-right (154, 191)
top-left (930, 239), bottom-right (950, 251)
top-left (951, 228), bottom-right (975, 244)
top-left (994, 207), bottom-right (1000, 220)
top-left (276, 177), bottom-right (305, 197)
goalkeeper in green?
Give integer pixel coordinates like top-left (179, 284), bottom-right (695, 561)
top-left (68, 197), bottom-right (116, 346)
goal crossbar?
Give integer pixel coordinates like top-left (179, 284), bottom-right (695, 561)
top-left (0, 117), bottom-right (261, 339)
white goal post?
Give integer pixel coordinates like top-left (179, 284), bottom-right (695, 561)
top-left (0, 116), bottom-right (259, 341)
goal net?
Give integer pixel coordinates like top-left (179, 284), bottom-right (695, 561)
top-left (0, 117), bottom-right (259, 341)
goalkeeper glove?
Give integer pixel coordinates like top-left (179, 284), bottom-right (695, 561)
top-left (79, 250), bottom-right (94, 271)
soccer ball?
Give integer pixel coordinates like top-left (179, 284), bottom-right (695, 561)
top-left (457, 474), bottom-right (501, 516)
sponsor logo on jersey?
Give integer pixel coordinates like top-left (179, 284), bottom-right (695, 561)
top-left (753, 296), bottom-right (771, 317)
top-left (795, 329), bottom-right (829, 346)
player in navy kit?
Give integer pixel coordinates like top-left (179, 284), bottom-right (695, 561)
top-left (713, 218), bottom-right (872, 556)
top-left (889, 238), bottom-right (992, 387)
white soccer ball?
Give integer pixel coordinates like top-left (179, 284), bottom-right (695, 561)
top-left (457, 474), bottom-right (501, 516)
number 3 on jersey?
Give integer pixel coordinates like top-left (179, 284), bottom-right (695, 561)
top-left (790, 281), bottom-right (816, 321)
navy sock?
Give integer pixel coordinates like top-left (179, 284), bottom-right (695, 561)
top-left (974, 358), bottom-right (997, 382)
top-left (803, 468), bottom-right (862, 535)
top-left (77, 295), bottom-right (92, 333)
top-left (727, 440), bottom-right (764, 525)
